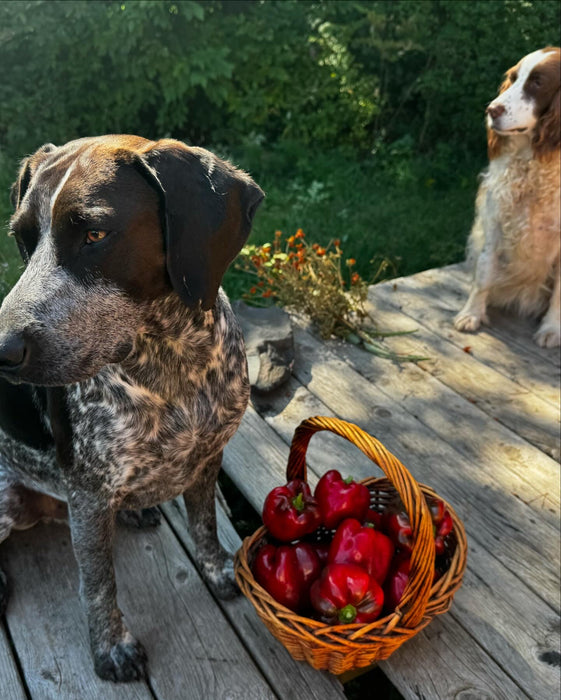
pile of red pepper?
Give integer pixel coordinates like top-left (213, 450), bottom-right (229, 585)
top-left (253, 469), bottom-right (454, 625)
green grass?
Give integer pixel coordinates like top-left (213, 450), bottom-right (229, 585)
top-left (221, 140), bottom-right (480, 299)
top-left (0, 141), bottom-right (482, 301)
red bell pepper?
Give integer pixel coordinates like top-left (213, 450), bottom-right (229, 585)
top-left (383, 510), bottom-right (414, 553)
top-left (253, 541), bottom-right (321, 612)
top-left (426, 496), bottom-right (446, 526)
top-left (314, 470), bottom-right (370, 529)
top-left (310, 563), bottom-right (384, 624)
top-left (384, 553), bottom-right (411, 611)
top-left (434, 509), bottom-right (453, 555)
top-left (365, 508), bottom-right (384, 529)
top-left (262, 479), bottom-right (322, 542)
top-left (384, 554), bottom-right (442, 612)
top-left (328, 518), bottom-right (394, 585)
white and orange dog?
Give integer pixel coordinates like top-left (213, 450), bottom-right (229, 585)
top-left (455, 47), bottom-right (560, 347)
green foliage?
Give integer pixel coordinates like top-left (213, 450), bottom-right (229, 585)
top-left (1, 1), bottom-right (558, 159)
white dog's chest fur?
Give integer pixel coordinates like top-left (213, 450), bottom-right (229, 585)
top-left (471, 146), bottom-right (560, 312)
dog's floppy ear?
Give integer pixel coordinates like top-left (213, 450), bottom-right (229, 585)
top-left (10, 143), bottom-right (57, 210)
top-left (134, 140), bottom-right (264, 311)
top-left (533, 86), bottom-right (560, 161)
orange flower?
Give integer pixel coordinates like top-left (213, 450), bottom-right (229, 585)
top-left (316, 247), bottom-right (326, 256)
top-left (251, 256), bottom-right (261, 267)
top-left (346, 258), bottom-right (356, 266)
top-left (333, 239), bottom-right (340, 247)
top-left (297, 249), bottom-right (306, 260)
top-left (263, 244), bottom-right (272, 253)
top-left (351, 272), bottom-right (360, 285)
top-left (275, 230), bottom-right (282, 238)
top-left (287, 235), bottom-right (296, 247)
top-left (262, 289), bottom-right (273, 298)
top-left (250, 286), bottom-right (257, 294)
top-left (257, 280), bottom-right (265, 287)
top-left (295, 229), bottom-right (305, 239)
top-left (312, 243), bottom-right (319, 251)
top-left (296, 242), bottom-right (304, 250)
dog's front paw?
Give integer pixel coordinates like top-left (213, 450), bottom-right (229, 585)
top-left (201, 553), bottom-right (240, 600)
top-left (534, 322), bottom-right (561, 348)
top-left (93, 633), bottom-right (148, 683)
top-left (454, 309), bottom-right (488, 333)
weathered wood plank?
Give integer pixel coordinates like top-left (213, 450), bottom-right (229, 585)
top-left (3, 518), bottom-right (276, 700)
top-left (250, 376), bottom-right (560, 699)
top-left (439, 264), bottom-right (561, 367)
top-left (382, 612), bottom-right (530, 700)
top-left (375, 266), bottom-right (560, 407)
top-left (0, 624), bottom-right (27, 700)
top-left (160, 498), bottom-right (346, 700)
top-left (319, 327), bottom-right (559, 522)
top-left (363, 284), bottom-right (560, 461)
top-left (3, 525), bottom-right (152, 700)
top-left (284, 325), bottom-right (560, 611)
top-left (224, 406), bottom-right (537, 700)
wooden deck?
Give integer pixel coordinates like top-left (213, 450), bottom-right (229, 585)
top-left (1, 264), bottom-right (559, 700)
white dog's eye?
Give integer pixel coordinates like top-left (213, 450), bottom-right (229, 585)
top-left (85, 229), bottom-right (108, 244)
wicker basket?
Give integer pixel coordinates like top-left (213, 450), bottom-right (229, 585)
top-left (234, 415), bottom-right (467, 675)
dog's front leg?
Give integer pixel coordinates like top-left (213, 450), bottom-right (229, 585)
top-left (455, 196), bottom-right (500, 332)
top-left (68, 493), bottom-right (147, 682)
top-left (535, 260), bottom-right (560, 348)
top-left (183, 451), bottom-right (239, 600)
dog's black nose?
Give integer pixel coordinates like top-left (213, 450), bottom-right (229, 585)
top-left (0, 333), bottom-right (27, 368)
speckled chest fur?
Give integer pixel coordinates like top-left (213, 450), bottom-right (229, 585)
top-left (67, 290), bottom-right (250, 510)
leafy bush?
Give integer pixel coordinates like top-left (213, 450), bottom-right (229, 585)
top-left (0, 1), bottom-right (558, 159)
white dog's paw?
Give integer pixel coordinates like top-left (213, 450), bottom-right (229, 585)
top-left (454, 309), bottom-right (488, 333)
top-left (534, 322), bottom-right (560, 348)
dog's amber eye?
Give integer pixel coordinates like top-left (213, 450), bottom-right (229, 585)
top-left (85, 229), bottom-right (108, 244)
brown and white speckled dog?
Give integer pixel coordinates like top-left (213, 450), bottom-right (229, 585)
top-left (0, 135), bottom-right (263, 681)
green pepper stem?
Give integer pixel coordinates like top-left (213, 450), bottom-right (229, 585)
top-left (292, 492), bottom-right (305, 512)
top-left (338, 604), bottom-right (357, 624)
top-left (344, 476), bottom-right (355, 485)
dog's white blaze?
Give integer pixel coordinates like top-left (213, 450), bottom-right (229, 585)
top-left (488, 49), bottom-right (555, 133)
top-left (49, 160), bottom-right (76, 223)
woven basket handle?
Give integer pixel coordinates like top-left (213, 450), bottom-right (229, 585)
top-left (286, 415), bottom-right (435, 628)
